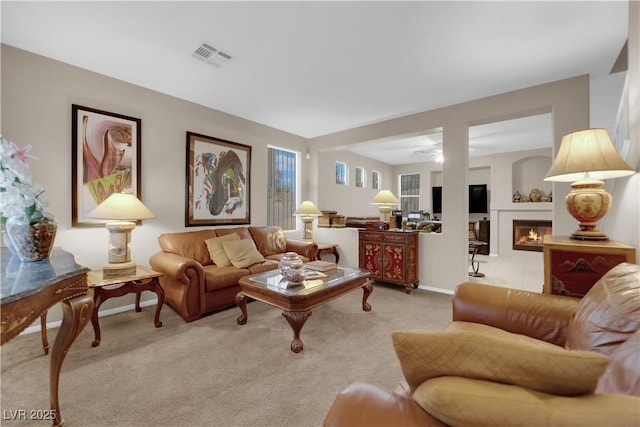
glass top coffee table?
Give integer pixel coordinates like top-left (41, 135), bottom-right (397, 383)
top-left (236, 267), bottom-right (372, 353)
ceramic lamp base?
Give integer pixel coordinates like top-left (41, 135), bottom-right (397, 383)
top-left (566, 179), bottom-right (611, 241)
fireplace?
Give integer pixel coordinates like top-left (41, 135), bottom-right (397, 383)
top-left (513, 220), bottom-right (552, 252)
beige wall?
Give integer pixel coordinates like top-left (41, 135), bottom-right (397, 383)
top-left (1, 44), bottom-right (308, 321)
top-left (310, 76), bottom-right (590, 290)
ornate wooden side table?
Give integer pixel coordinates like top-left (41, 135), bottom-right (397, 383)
top-left (87, 265), bottom-right (164, 347)
top-left (316, 242), bottom-right (339, 263)
top-left (1, 247), bottom-right (93, 427)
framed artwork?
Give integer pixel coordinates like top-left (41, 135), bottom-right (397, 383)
top-left (185, 132), bottom-right (251, 226)
top-left (72, 104), bottom-right (142, 227)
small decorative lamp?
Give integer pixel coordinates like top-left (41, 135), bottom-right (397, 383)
top-left (294, 200), bottom-right (323, 240)
top-left (371, 190), bottom-right (399, 228)
top-left (88, 192), bottom-right (156, 278)
top-left (544, 128), bottom-right (635, 240)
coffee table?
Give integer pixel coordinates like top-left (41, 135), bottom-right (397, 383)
top-left (236, 267), bottom-right (371, 353)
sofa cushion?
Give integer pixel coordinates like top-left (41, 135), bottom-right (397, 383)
top-left (249, 226), bottom-right (287, 257)
top-left (223, 238), bottom-right (266, 268)
top-left (413, 376), bottom-right (640, 427)
top-left (596, 330), bottom-right (640, 396)
top-left (566, 263), bottom-right (640, 356)
top-left (158, 229), bottom-right (217, 266)
top-left (391, 330), bottom-right (609, 395)
top-left (216, 227), bottom-right (253, 240)
top-left (203, 265), bottom-right (250, 292)
top-left (247, 260), bottom-right (279, 275)
top-left (205, 233), bottom-right (240, 267)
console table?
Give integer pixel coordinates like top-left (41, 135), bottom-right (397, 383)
top-left (1, 247), bottom-right (93, 426)
top-left (358, 229), bottom-right (419, 293)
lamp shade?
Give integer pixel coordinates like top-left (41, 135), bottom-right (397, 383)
top-left (88, 192), bottom-right (155, 220)
top-left (544, 128), bottom-right (635, 182)
top-left (293, 200), bottom-right (322, 217)
top-left (371, 190), bottom-right (399, 206)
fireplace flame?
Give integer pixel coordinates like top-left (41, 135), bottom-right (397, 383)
top-left (528, 229), bottom-right (539, 240)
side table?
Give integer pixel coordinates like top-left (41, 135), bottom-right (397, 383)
top-left (87, 265), bottom-right (164, 347)
top-left (316, 242), bottom-right (339, 263)
top-left (468, 240), bottom-right (488, 277)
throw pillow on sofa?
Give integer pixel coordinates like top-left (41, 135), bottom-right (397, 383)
top-left (414, 376), bottom-right (640, 427)
top-left (391, 330), bottom-right (609, 395)
top-left (222, 238), bottom-right (265, 269)
top-left (205, 233), bottom-right (240, 267)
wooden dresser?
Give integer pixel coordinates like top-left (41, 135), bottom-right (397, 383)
top-left (543, 235), bottom-right (636, 297)
top-left (358, 229), bottom-right (419, 293)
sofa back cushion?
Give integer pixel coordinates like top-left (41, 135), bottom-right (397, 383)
top-left (158, 229), bottom-right (217, 266)
top-left (249, 226), bottom-right (287, 257)
top-left (565, 262), bottom-right (640, 356)
top-left (216, 227), bottom-right (252, 240)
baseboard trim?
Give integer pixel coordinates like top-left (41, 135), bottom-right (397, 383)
top-left (22, 298), bottom-right (159, 335)
top-left (416, 285), bottom-right (455, 296)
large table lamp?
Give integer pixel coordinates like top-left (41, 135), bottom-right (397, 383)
top-left (294, 200), bottom-right (322, 240)
top-left (544, 128), bottom-right (635, 240)
top-left (88, 192), bottom-right (156, 278)
top-left (371, 190), bottom-right (399, 228)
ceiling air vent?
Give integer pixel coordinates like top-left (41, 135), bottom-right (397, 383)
top-left (192, 42), bottom-right (233, 67)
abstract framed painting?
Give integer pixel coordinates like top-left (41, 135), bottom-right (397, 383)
top-left (71, 104), bottom-right (142, 227)
top-left (185, 132), bottom-right (251, 226)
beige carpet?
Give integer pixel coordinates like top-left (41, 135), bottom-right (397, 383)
top-left (1, 283), bottom-right (452, 427)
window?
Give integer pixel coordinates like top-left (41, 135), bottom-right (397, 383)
top-left (336, 161), bottom-right (347, 185)
top-left (371, 170), bottom-right (381, 190)
top-left (267, 146), bottom-right (298, 230)
top-left (355, 167), bottom-right (366, 188)
top-left (400, 173), bottom-right (420, 213)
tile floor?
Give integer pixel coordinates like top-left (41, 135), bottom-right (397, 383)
top-left (468, 250), bottom-right (545, 293)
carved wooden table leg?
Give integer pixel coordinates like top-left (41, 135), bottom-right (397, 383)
top-left (362, 280), bottom-right (373, 312)
top-left (41, 312), bottom-right (49, 355)
top-left (90, 288), bottom-right (105, 347)
top-left (150, 278), bottom-right (164, 328)
top-left (235, 293), bottom-right (248, 325)
top-left (50, 294), bottom-right (93, 427)
top-left (282, 310), bottom-right (312, 353)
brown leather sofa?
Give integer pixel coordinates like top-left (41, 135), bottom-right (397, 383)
top-left (149, 226), bottom-right (317, 322)
top-left (324, 262), bottom-right (640, 427)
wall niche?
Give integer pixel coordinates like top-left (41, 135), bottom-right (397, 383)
top-left (511, 156), bottom-right (552, 203)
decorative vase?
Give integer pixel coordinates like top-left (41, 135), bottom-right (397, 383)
top-left (278, 252), bottom-right (305, 286)
top-left (5, 214), bottom-right (57, 262)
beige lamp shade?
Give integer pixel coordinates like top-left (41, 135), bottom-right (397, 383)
top-left (88, 192), bottom-right (156, 220)
top-left (544, 128), bottom-right (634, 182)
top-left (370, 190), bottom-right (399, 206)
top-left (543, 128), bottom-right (636, 241)
top-left (293, 200), bottom-right (323, 217)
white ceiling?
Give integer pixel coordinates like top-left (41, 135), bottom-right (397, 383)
top-left (1, 1), bottom-right (629, 165)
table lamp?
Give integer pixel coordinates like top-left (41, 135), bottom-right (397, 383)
top-left (294, 200), bottom-right (323, 240)
top-left (544, 128), bottom-right (635, 240)
top-left (88, 192), bottom-right (155, 278)
top-left (371, 190), bottom-right (399, 228)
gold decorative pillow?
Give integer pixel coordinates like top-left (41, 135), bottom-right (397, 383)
top-left (414, 376), bottom-right (640, 427)
top-left (222, 238), bottom-right (265, 269)
top-left (391, 330), bottom-right (609, 395)
top-left (205, 233), bottom-right (240, 267)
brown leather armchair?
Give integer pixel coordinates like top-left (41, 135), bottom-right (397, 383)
top-left (324, 263), bottom-right (640, 427)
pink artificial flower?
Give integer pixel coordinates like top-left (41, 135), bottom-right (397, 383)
top-left (10, 141), bottom-right (36, 164)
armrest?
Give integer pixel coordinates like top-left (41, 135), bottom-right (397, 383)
top-left (452, 282), bottom-right (580, 346)
top-left (323, 382), bottom-right (447, 427)
top-left (286, 239), bottom-right (318, 261)
top-left (149, 251), bottom-right (204, 286)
